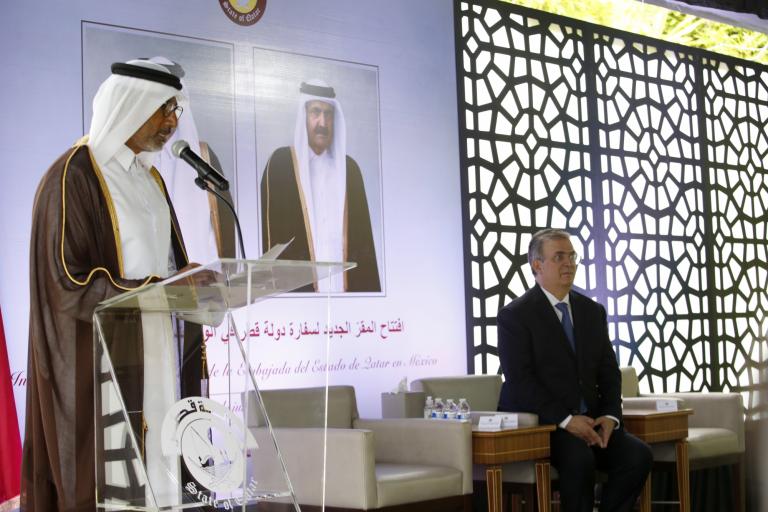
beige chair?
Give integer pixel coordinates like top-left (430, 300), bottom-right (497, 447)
top-left (411, 375), bottom-right (548, 510)
top-left (410, 374), bottom-right (503, 412)
top-left (243, 385), bottom-right (473, 511)
top-left (621, 367), bottom-right (745, 510)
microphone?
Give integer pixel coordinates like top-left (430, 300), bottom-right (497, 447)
top-left (171, 140), bottom-right (229, 191)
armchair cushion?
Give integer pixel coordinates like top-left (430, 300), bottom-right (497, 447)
top-left (249, 427), bottom-right (377, 509)
top-left (620, 367), bottom-right (641, 397)
top-left (244, 385), bottom-right (358, 428)
top-left (376, 463), bottom-right (463, 507)
top-left (619, 367), bottom-right (745, 454)
top-left (410, 374), bottom-right (503, 412)
top-left (651, 427), bottom-right (741, 463)
top-left (354, 417), bottom-right (473, 495)
top-left (657, 392), bottom-right (745, 452)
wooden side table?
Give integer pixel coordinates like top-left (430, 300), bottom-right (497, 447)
top-left (472, 425), bottom-right (556, 512)
top-left (623, 409), bottom-right (692, 512)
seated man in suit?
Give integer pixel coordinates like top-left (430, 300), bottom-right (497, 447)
top-left (497, 228), bottom-right (652, 512)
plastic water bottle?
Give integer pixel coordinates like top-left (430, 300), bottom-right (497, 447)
top-left (457, 398), bottom-right (471, 420)
top-left (423, 396), bottom-right (434, 419)
top-left (445, 399), bottom-right (458, 419)
top-left (432, 397), bottom-right (445, 419)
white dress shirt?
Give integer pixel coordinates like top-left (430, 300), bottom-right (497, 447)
top-left (100, 145), bottom-right (173, 279)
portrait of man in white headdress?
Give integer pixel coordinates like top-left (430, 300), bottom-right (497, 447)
top-left (80, 24), bottom-right (237, 264)
top-left (260, 79), bottom-right (382, 293)
top-left (147, 56), bottom-right (237, 263)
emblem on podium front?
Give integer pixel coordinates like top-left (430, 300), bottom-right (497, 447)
top-left (162, 397), bottom-right (258, 492)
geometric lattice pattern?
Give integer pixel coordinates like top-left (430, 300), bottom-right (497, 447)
top-left (703, 58), bottom-right (768, 416)
top-left (459, 1), bottom-right (596, 375)
top-left (594, 35), bottom-right (711, 393)
top-left (456, 0), bottom-right (768, 414)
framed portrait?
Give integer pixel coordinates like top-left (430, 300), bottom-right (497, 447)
top-left (81, 22), bottom-right (236, 262)
top-left (253, 48), bottom-right (385, 295)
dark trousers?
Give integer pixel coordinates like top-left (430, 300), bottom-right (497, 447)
top-left (550, 427), bottom-right (652, 512)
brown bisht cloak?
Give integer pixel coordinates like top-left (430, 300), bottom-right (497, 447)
top-left (21, 142), bottom-right (203, 511)
top-left (260, 146), bottom-right (381, 292)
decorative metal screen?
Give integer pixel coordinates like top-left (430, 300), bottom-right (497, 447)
top-left (456, 0), bottom-right (768, 411)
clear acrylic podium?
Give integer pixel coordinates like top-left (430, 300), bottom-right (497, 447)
top-left (93, 259), bottom-right (352, 511)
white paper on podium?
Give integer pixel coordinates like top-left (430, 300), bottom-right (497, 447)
top-left (259, 238), bottom-right (293, 260)
top-left (175, 239), bottom-right (295, 326)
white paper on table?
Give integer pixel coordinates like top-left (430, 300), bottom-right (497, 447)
top-left (475, 415), bottom-right (503, 431)
top-left (499, 413), bottom-right (519, 429)
top-left (655, 399), bottom-right (679, 412)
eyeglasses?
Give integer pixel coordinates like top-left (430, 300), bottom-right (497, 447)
top-left (541, 252), bottom-right (581, 265)
top-left (160, 101), bottom-right (183, 119)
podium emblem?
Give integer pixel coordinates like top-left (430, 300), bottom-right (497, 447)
top-left (161, 397), bottom-right (259, 492)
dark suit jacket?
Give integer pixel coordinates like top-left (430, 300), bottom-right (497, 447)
top-left (497, 284), bottom-right (622, 425)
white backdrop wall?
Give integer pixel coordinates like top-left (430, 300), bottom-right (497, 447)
top-left (0, 0), bottom-right (467, 433)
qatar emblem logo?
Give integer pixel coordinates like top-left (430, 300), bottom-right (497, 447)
top-left (162, 397), bottom-right (258, 492)
top-left (219, 0), bottom-right (267, 26)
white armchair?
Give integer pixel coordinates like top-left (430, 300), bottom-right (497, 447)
top-left (243, 385), bottom-right (473, 511)
top-left (621, 367), bottom-right (745, 510)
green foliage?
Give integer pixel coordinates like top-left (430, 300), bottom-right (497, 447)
top-left (503, 0), bottom-right (768, 65)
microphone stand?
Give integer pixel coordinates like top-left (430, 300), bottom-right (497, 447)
top-left (194, 177), bottom-right (247, 260)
